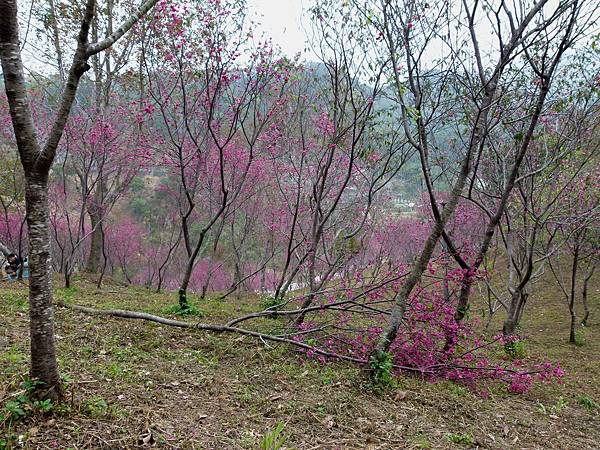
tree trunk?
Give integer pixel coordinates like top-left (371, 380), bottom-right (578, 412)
top-left (568, 244), bottom-right (579, 344)
top-left (64, 262), bottom-right (71, 289)
top-left (25, 174), bottom-right (63, 400)
top-left (96, 231), bottom-right (108, 288)
top-left (0, 0), bottom-right (67, 400)
top-left (581, 264), bottom-right (595, 326)
top-left (454, 276), bottom-right (473, 321)
top-left (503, 290), bottom-right (527, 336)
top-left (85, 207), bottom-right (103, 272)
top-left (569, 310), bottom-right (577, 344)
top-left (179, 255), bottom-right (197, 310)
top-left (1, 0), bottom-right (159, 402)
top-left (295, 248), bottom-right (317, 325)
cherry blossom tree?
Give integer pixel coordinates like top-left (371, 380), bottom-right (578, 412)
top-left (0, 0), bottom-right (159, 400)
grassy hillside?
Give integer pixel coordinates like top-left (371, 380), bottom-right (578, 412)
top-left (1, 275), bottom-right (599, 449)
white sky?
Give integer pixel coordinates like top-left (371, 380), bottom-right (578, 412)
top-left (247, 0), bottom-right (310, 58)
top-left (18, 0), bottom-right (589, 75)
top-left (17, 0), bottom-right (313, 74)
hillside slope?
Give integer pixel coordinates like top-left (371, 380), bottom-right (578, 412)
top-left (1, 277), bottom-right (599, 449)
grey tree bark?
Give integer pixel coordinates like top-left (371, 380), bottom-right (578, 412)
top-left (0, 0), bottom-right (159, 400)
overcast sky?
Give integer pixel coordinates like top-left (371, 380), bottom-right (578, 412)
top-left (248, 0), bottom-right (310, 57)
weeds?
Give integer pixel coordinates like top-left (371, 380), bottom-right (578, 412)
top-left (413, 433), bottom-right (431, 449)
top-left (260, 295), bottom-right (286, 311)
top-left (445, 432), bottom-right (474, 446)
top-left (259, 422), bottom-right (287, 450)
top-left (503, 337), bottom-right (527, 360)
top-left (577, 394), bottom-right (597, 412)
top-left (164, 302), bottom-right (203, 317)
top-left (369, 350), bottom-right (395, 389)
top-left (0, 378), bottom-right (54, 426)
top-left (83, 396), bottom-right (109, 418)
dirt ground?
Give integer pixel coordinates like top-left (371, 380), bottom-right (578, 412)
top-left (1, 276), bottom-right (599, 449)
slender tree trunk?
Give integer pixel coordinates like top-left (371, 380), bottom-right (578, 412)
top-left (17, 217), bottom-right (26, 280)
top-left (454, 275), bottom-right (473, 321)
top-left (64, 262), bottom-right (71, 289)
top-left (568, 244), bottom-right (579, 344)
top-left (295, 247), bottom-right (317, 325)
top-left (97, 229), bottom-right (108, 288)
top-left (0, 0), bottom-right (67, 399)
top-left (180, 235), bottom-right (207, 308)
top-left (453, 69), bottom-right (555, 324)
top-left (581, 264), bottom-right (595, 326)
top-left (47, 0), bottom-right (65, 81)
top-left (179, 260), bottom-right (193, 310)
top-left (376, 208), bottom-right (462, 354)
top-left (25, 174), bottom-right (63, 400)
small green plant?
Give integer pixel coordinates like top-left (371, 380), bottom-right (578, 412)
top-left (578, 394), bottom-right (598, 411)
top-left (450, 384), bottom-right (468, 396)
top-left (503, 337), bottom-right (527, 360)
top-left (259, 422), bottom-right (287, 450)
top-left (260, 295), bottom-right (286, 311)
top-left (164, 302), bottom-right (203, 317)
top-left (536, 402), bottom-right (547, 414)
top-left (413, 433), bottom-right (431, 449)
top-left (574, 329), bottom-right (585, 347)
top-left (369, 350), bottom-right (395, 388)
top-left (552, 396), bottom-right (569, 413)
top-left (34, 399), bottom-right (54, 413)
top-left (60, 372), bottom-right (74, 384)
top-left (0, 378), bottom-right (53, 425)
top-left (83, 396), bottom-right (109, 417)
top-left (21, 378), bottom-right (43, 393)
top-left (445, 432), bottom-right (474, 446)
top-left (3, 399), bottom-right (26, 420)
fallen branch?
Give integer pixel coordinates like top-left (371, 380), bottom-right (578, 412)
top-left (59, 301), bottom-right (369, 365)
top-left (59, 302), bottom-right (544, 378)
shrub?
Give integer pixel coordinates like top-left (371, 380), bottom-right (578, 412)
top-left (292, 284), bottom-right (564, 395)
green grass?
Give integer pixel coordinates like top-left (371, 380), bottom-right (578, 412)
top-left (445, 432), bottom-right (474, 446)
top-left (0, 269), bottom-right (598, 449)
